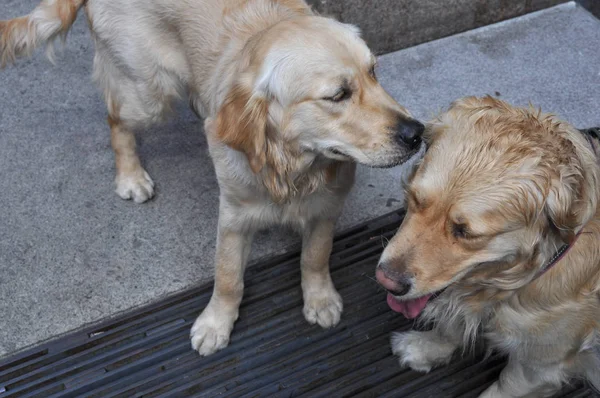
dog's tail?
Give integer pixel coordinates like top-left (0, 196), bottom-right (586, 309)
top-left (0, 0), bottom-right (85, 67)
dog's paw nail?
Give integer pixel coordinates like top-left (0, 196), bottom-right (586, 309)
top-left (390, 331), bottom-right (455, 373)
top-left (190, 309), bottom-right (234, 356)
top-left (115, 169), bottom-right (155, 203)
top-left (303, 289), bottom-right (343, 328)
top-left (190, 326), bottom-right (229, 356)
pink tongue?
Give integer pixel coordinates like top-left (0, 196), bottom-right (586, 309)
top-left (387, 293), bottom-right (432, 319)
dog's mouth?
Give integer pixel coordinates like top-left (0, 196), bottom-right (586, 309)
top-left (324, 147), bottom-right (353, 161)
top-left (324, 142), bottom-right (425, 166)
top-left (386, 288), bottom-right (445, 319)
top-left (371, 142), bottom-right (426, 169)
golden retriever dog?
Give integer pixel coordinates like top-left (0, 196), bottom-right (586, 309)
top-left (376, 96), bottom-right (600, 397)
top-left (1, 0), bottom-right (424, 356)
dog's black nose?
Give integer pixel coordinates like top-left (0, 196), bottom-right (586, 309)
top-left (394, 118), bottom-right (424, 150)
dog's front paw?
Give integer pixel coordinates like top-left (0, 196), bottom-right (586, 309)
top-left (190, 305), bottom-right (236, 356)
top-left (115, 169), bottom-right (155, 203)
top-left (303, 284), bottom-right (343, 328)
top-left (391, 330), bottom-right (456, 373)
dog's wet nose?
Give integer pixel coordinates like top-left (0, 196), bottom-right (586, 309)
top-left (394, 118), bottom-right (424, 150)
top-left (376, 266), bottom-right (411, 297)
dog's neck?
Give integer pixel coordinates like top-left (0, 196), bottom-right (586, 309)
top-left (530, 229), bottom-right (584, 281)
top-left (257, 142), bottom-right (342, 203)
top-left (581, 127), bottom-right (600, 162)
top-left (453, 210), bottom-right (600, 315)
top-left (472, 214), bottom-right (600, 306)
top-left (529, 128), bottom-right (600, 284)
top-left (517, 215), bottom-right (600, 308)
top-left (223, 0), bottom-right (312, 43)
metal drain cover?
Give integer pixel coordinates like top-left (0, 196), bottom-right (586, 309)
top-left (0, 210), bottom-right (595, 397)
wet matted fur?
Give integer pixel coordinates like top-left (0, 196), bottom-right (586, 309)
top-left (377, 96), bottom-right (600, 397)
top-left (1, 0), bottom-right (424, 356)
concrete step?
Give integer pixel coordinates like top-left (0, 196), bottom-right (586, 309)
top-left (0, 1), bottom-right (599, 358)
top-left (307, 0), bottom-right (569, 54)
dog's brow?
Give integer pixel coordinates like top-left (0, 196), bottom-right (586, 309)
top-left (340, 78), bottom-right (351, 90)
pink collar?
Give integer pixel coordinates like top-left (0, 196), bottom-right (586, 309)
top-left (533, 230), bottom-right (583, 280)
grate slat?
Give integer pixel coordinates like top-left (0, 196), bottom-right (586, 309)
top-left (0, 209), bottom-right (595, 397)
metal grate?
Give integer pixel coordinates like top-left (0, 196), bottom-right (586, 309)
top-left (0, 210), bottom-right (596, 397)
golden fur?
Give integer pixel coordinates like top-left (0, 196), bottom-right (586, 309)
top-left (1, 0), bottom-right (423, 356)
top-left (0, 0), bottom-right (84, 66)
top-left (379, 96), bottom-right (600, 397)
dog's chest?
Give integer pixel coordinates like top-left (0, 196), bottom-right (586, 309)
top-left (215, 150), bottom-right (355, 230)
top-left (236, 189), bottom-right (345, 230)
top-left (481, 300), bottom-right (589, 360)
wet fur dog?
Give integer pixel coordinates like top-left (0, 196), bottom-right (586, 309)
top-left (1, 0), bottom-right (423, 356)
top-left (377, 97), bottom-right (600, 397)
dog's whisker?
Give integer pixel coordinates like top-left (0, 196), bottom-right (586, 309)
top-left (380, 235), bottom-right (390, 249)
top-left (363, 274), bottom-right (386, 293)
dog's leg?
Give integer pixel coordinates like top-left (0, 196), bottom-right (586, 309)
top-left (391, 329), bottom-right (458, 373)
top-left (300, 219), bottom-right (343, 328)
top-left (190, 226), bottom-right (253, 356)
top-left (479, 358), bottom-right (564, 398)
top-left (109, 117), bottom-right (155, 203)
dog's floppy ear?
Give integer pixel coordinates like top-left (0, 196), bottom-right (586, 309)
top-left (545, 169), bottom-right (583, 244)
top-left (216, 82), bottom-right (269, 173)
top-left (544, 148), bottom-right (599, 244)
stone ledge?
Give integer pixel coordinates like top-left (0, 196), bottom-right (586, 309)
top-left (307, 0), bottom-right (568, 54)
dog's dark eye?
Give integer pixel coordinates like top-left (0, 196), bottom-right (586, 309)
top-left (452, 223), bottom-right (469, 239)
top-left (327, 87), bottom-right (351, 102)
